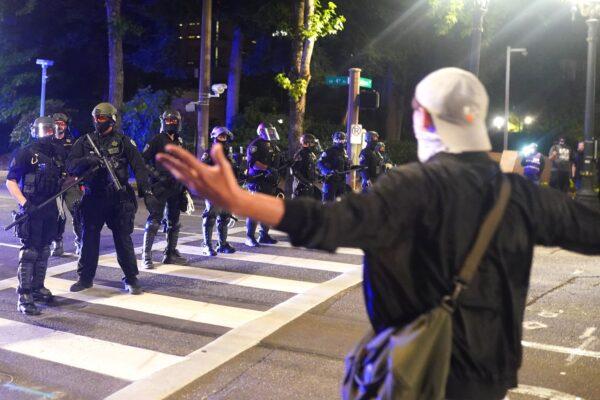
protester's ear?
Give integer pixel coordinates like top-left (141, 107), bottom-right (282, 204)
top-left (422, 109), bottom-right (436, 133)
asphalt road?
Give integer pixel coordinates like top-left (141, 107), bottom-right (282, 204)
top-left (0, 187), bottom-right (596, 400)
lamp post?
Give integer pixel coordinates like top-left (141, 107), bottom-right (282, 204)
top-left (503, 47), bottom-right (527, 151)
top-left (571, 1), bottom-right (600, 209)
top-left (468, 0), bottom-right (490, 76)
top-left (35, 59), bottom-right (54, 117)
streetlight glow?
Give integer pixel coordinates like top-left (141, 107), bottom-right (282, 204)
top-left (524, 116), bottom-right (535, 125)
top-left (493, 116), bottom-right (505, 130)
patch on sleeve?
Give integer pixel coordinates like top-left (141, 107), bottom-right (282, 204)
top-left (250, 145), bottom-right (258, 154)
top-left (130, 139), bottom-right (137, 147)
top-left (9, 158), bottom-right (15, 169)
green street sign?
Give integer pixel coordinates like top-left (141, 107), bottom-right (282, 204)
top-left (325, 76), bottom-right (373, 89)
top-left (359, 77), bottom-right (372, 89)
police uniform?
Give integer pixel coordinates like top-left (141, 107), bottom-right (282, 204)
top-left (291, 147), bottom-right (318, 198)
top-left (318, 144), bottom-right (350, 202)
top-left (141, 132), bottom-right (188, 267)
top-left (201, 145), bottom-right (239, 254)
top-left (51, 133), bottom-right (83, 255)
top-left (246, 136), bottom-right (280, 243)
top-left (67, 130), bottom-right (150, 290)
top-left (521, 152), bottom-right (545, 185)
top-left (359, 142), bottom-right (382, 192)
top-left (8, 138), bottom-right (63, 314)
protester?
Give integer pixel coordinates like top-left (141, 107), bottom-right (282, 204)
top-left (572, 141), bottom-right (585, 190)
top-left (520, 143), bottom-right (545, 185)
top-left (548, 137), bottom-right (571, 192)
top-left (157, 67), bottom-right (600, 400)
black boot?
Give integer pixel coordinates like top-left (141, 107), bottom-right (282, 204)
top-left (32, 246), bottom-right (53, 303)
top-left (245, 219), bottom-right (260, 247)
top-left (142, 221), bottom-right (160, 269)
top-left (217, 219), bottom-right (236, 253)
top-left (202, 218), bottom-right (217, 256)
top-left (51, 240), bottom-right (64, 257)
top-left (163, 225), bottom-right (188, 265)
top-left (258, 226), bottom-right (278, 245)
top-left (17, 293), bottom-right (40, 315)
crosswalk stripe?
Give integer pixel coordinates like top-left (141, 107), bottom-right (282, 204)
top-left (222, 235), bottom-right (364, 256)
top-left (98, 255), bottom-right (317, 294)
top-left (0, 317), bottom-right (184, 381)
top-left (176, 244), bottom-right (359, 273)
top-left (9, 277), bottom-right (264, 329)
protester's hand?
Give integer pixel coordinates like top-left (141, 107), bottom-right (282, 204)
top-left (156, 143), bottom-right (242, 211)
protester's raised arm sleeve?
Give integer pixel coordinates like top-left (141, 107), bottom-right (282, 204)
top-left (533, 185), bottom-right (600, 254)
top-left (277, 167), bottom-right (423, 251)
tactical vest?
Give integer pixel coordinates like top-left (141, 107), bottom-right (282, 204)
top-left (21, 147), bottom-right (62, 200)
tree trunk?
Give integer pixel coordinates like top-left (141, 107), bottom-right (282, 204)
top-left (105, 0), bottom-right (124, 115)
top-left (226, 27), bottom-right (243, 130)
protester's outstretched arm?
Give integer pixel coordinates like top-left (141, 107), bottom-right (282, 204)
top-left (156, 144), bottom-right (285, 227)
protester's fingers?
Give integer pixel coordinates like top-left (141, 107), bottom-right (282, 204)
top-left (156, 153), bottom-right (203, 188)
top-left (164, 144), bottom-right (203, 170)
top-left (210, 143), bottom-right (239, 188)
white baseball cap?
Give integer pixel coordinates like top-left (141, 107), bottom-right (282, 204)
top-left (414, 67), bottom-right (491, 153)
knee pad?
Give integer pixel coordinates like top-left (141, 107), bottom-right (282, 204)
top-left (19, 248), bottom-right (38, 263)
top-left (38, 246), bottom-right (50, 261)
top-left (145, 220), bottom-right (161, 232)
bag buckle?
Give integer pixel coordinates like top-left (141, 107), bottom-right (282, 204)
top-left (441, 279), bottom-right (467, 313)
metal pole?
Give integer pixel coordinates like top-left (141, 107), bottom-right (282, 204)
top-left (468, 2), bottom-right (485, 76)
top-left (503, 46), bottom-right (511, 151)
top-left (577, 18), bottom-right (599, 209)
top-left (346, 68), bottom-right (361, 189)
top-left (196, 0), bottom-right (212, 159)
top-left (40, 65), bottom-right (48, 117)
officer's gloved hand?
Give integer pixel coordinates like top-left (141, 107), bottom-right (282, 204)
top-left (21, 201), bottom-right (36, 214)
top-left (143, 190), bottom-right (161, 212)
top-left (86, 155), bottom-right (103, 168)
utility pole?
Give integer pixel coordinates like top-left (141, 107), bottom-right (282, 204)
top-left (346, 68), bottom-right (361, 189)
top-left (36, 59), bottom-right (54, 117)
top-left (196, 0), bottom-right (212, 158)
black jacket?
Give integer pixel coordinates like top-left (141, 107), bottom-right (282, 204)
top-left (359, 143), bottom-right (381, 182)
top-left (318, 145), bottom-right (350, 184)
top-left (277, 152), bottom-right (600, 399)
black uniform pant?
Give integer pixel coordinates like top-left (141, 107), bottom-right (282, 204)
top-left (322, 181), bottom-right (346, 202)
top-left (55, 186), bottom-right (83, 243)
top-left (146, 191), bottom-right (182, 231)
top-left (78, 188), bottom-right (138, 285)
top-left (246, 181), bottom-right (275, 238)
top-left (16, 206), bottom-right (58, 294)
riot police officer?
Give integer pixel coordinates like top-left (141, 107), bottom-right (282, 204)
top-left (141, 110), bottom-right (189, 269)
top-left (291, 134), bottom-right (320, 199)
top-left (67, 102), bottom-right (155, 294)
top-left (318, 131), bottom-right (350, 202)
top-left (6, 117), bottom-right (63, 315)
top-left (245, 122), bottom-right (281, 246)
top-left (201, 126), bottom-right (239, 255)
top-left (359, 130), bottom-right (381, 192)
top-left (49, 112), bottom-right (83, 256)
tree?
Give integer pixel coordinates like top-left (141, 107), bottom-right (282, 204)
top-left (275, 0), bottom-right (345, 157)
top-left (106, 0), bottom-right (124, 113)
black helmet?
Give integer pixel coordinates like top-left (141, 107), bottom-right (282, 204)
top-left (210, 126), bottom-right (234, 142)
top-left (30, 116), bottom-right (56, 139)
top-left (332, 131), bottom-right (346, 145)
top-left (375, 142), bottom-right (386, 152)
top-left (365, 130), bottom-right (379, 143)
top-left (160, 110), bottom-right (182, 134)
top-left (257, 122), bottom-right (279, 141)
top-left (300, 134), bottom-right (316, 147)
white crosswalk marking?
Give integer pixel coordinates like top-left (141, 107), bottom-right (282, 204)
top-left (0, 317), bottom-right (184, 381)
top-left (7, 277), bottom-right (264, 329)
top-left (177, 244), bottom-right (359, 273)
top-left (222, 235), bottom-right (364, 256)
top-left (98, 255), bottom-right (317, 294)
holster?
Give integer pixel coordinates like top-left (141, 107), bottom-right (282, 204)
top-left (12, 210), bottom-right (30, 240)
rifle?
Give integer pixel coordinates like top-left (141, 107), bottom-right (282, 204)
top-left (322, 165), bottom-right (366, 181)
top-left (238, 161), bottom-right (292, 186)
top-left (5, 166), bottom-right (99, 231)
top-left (86, 134), bottom-right (123, 192)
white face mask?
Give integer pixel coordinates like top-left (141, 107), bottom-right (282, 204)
top-left (413, 112), bottom-right (447, 163)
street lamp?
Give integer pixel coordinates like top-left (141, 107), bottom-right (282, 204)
top-left (523, 115), bottom-right (535, 125)
top-left (504, 47), bottom-right (527, 151)
top-left (35, 59), bottom-right (54, 117)
top-left (468, 0), bottom-right (490, 76)
top-left (571, 0), bottom-right (600, 209)
top-left (492, 116), bottom-right (505, 130)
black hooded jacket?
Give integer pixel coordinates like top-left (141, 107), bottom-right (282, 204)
top-left (276, 152), bottom-right (600, 399)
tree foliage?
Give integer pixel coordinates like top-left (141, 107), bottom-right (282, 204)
top-left (121, 86), bottom-right (169, 150)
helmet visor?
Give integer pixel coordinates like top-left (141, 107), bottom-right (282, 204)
top-left (262, 127), bottom-right (280, 141)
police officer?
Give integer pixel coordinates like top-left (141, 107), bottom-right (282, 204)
top-left (291, 134), bottom-right (320, 199)
top-left (245, 122), bottom-right (281, 246)
top-left (201, 126), bottom-right (239, 255)
top-left (521, 143), bottom-right (545, 185)
top-left (318, 131), bottom-right (350, 202)
top-left (141, 110), bottom-right (189, 269)
top-left (375, 142), bottom-right (393, 173)
top-left (49, 112), bottom-right (83, 256)
top-left (67, 102), bottom-right (155, 294)
top-left (6, 117), bottom-right (63, 314)
top-left (359, 131), bottom-right (381, 192)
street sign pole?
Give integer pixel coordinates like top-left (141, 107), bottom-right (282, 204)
top-left (346, 68), bottom-right (361, 190)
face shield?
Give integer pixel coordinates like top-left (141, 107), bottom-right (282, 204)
top-left (259, 126), bottom-right (280, 141)
top-left (30, 118), bottom-right (56, 139)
